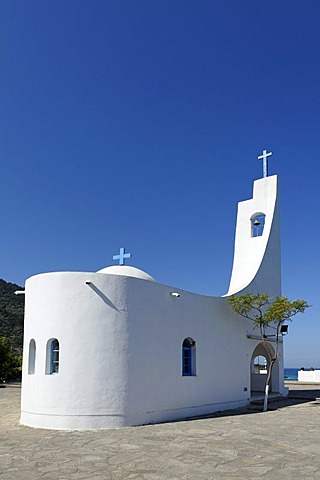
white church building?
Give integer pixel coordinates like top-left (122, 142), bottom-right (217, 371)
top-left (20, 159), bottom-right (287, 429)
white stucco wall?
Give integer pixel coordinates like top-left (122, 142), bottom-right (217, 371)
top-left (123, 280), bottom-right (250, 425)
top-left (21, 272), bottom-right (249, 428)
top-left (21, 271), bottom-right (286, 429)
top-left (21, 272), bottom-right (131, 429)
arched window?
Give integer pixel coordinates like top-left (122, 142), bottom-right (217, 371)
top-left (46, 338), bottom-right (60, 374)
top-left (251, 213), bottom-right (266, 237)
top-left (28, 339), bottom-right (36, 374)
top-left (252, 355), bottom-right (268, 374)
top-left (182, 337), bottom-right (196, 376)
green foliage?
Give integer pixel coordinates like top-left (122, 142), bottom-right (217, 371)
top-left (228, 293), bottom-right (269, 323)
top-left (0, 279), bottom-right (24, 356)
top-left (228, 293), bottom-right (310, 334)
top-left (0, 337), bottom-right (22, 382)
top-left (0, 279), bottom-right (24, 381)
top-left (263, 297), bottom-right (310, 324)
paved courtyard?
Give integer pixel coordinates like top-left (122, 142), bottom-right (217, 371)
top-left (1, 384), bottom-right (320, 480)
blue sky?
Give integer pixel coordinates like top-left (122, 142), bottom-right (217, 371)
top-left (1, 1), bottom-right (319, 366)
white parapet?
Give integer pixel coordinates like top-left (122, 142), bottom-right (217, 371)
top-left (298, 370), bottom-right (320, 383)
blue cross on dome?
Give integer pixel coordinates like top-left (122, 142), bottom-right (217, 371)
top-left (113, 247), bottom-right (132, 266)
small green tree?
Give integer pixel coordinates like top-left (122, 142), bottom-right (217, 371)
top-left (0, 337), bottom-right (22, 382)
top-left (228, 293), bottom-right (309, 411)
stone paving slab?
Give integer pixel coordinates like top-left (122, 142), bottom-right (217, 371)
top-left (1, 386), bottom-right (320, 479)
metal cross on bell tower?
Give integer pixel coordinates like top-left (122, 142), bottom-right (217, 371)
top-left (258, 149), bottom-right (273, 178)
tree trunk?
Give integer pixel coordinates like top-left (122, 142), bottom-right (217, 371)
top-left (263, 357), bottom-right (276, 412)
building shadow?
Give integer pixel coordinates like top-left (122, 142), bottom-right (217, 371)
top-left (88, 284), bottom-right (119, 312)
top-left (151, 385), bottom-right (320, 425)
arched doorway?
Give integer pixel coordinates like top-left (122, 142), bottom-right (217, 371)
top-left (250, 342), bottom-right (279, 397)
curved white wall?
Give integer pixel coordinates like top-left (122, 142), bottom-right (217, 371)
top-left (226, 175), bottom-right (281, 297)
top-left (21, 272), bottom-right (131, 429)
top-left (21, 271), bottom-right (254, 429)
top-left (21, 272), bottom-right (286, 429)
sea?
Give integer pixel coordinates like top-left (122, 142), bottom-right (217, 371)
top-left (284, 368), bottom-right (299, 381)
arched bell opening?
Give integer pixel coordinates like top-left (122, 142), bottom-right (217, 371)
top-left (251, 213), bottom-right (266, 237)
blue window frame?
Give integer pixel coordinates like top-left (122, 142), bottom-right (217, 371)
top-left (51, 339), bottom-right (60, 374)
top-left (251, 213), bottom-right (266, 237)
top-left (46, 338), bottom-right (60, 374)
top-left (182, 338), bottom-right (195, 376)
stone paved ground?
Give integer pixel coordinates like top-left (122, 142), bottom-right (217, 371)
top-left (1, 384), bottom-right (320, 480)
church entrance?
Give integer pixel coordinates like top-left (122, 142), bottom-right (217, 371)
top-left (250, 342), bottom-right (279, 397)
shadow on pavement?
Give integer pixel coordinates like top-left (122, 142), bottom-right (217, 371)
top-left (165, 385), bottom-right (320, 424)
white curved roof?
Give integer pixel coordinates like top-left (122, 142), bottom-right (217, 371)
top-left (97, 265), bottom-right (155, 282)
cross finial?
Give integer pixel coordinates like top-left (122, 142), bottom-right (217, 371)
top-left (113, 247), bottom-right (132, 266)
top-left (258, 149), bottom-right (273, 178)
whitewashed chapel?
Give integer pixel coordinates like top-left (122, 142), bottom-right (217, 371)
top-left (20, 151), bottom-right (287, 429)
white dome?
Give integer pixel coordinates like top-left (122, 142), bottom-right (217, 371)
top-left (97, 265), bottom-right (155, 282)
